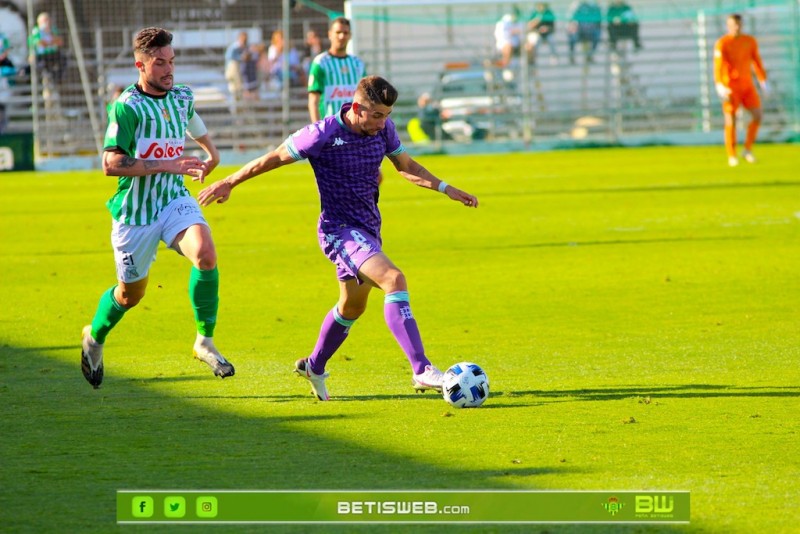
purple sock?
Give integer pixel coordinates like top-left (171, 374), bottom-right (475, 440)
top-left (384, 291), bottom-right (430, 374)
top-left (308, 307), bottom-right (354, 375)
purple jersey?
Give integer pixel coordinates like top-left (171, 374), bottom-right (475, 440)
top-left (285, 102), bottom-right (405, 237)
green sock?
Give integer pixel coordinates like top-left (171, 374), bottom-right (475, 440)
top-left (189, 266), bottom-right (219, 337)
top-left (90, 286), bottom-right (127, 344)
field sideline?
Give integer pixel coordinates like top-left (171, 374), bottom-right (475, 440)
top-left (0, 144), bottom-right (798, 533)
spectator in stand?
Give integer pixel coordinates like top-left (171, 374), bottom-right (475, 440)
top-left (266, 29), bottom-right (304, 89)
top-left (224, 31), bottom-right (249, 102)
top-left (526, 2), bottom-right (558, 65)
top-left (0, 31), bottom-right (14, 69)
top-left (28, 12), bottom-right (65, 89)
top-left (607, 1), bottom-right (642, 52)
top-left (240, 46), bottom-right (260, 101)
top-left (302, 29), bottom-right (323, 74)
top-left (494, 6), bottom-right (525, 68)
top-left (566, 1), bottom-right (602, 65)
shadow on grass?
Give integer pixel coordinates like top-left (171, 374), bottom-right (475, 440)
top-left (509, 384), bottom-right (800, 401)
top-left (477, 180), bottom-right (800, 199)
top-left (455, 235), bottom-right (754, 252)
top-left (0, 343), bottom-right (691, 534)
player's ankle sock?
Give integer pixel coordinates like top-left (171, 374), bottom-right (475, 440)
top-left (308, 306), bottom-right (353, 375)
top-left (384, 291), bottom-right (430, 375)
top-left (189, 266), bottom-right (219, 337)
top-left (90, 286), bottom-right (127, 344)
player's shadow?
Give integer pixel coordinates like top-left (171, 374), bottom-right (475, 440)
top-left (0, 343), bottom-right (689, 533)
top-left (508, 384), bottom-right (800, 401)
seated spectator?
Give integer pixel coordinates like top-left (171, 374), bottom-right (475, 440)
top-left (567, 1), bottom-right (602, 65)
top-left (266, 29), bottom-right (304, 88)
top-left (494, 6), bottom-right (524, 68)
top-left (28, 12), bottom-right (65, 87)
top-left (607, 1), bottom-right (642, 51)
top-left (526, 2), bottom-right (558, 65)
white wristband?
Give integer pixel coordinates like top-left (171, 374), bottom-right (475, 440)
top-left (438, 181), bottom-right (449, 193)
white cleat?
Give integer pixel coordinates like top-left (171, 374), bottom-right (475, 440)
top-left (728, 156), bottom-right (739, 167)
top-left (294, 358), bottom-right (330, 400)
top-left (412, 364), bottom-right (444, 393)
top-left (742, 150), bottom-right (757, 163)
top-left (193, 338), bottom-right (235, 378)
top-left (81, 325), bottom-right (104, 389)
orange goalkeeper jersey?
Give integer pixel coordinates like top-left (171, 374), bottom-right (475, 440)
top-left (714, 34), bottom-right (766, 89)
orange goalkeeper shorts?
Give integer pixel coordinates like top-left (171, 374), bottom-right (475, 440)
top-left (722, 85), bottom-right (761, 115)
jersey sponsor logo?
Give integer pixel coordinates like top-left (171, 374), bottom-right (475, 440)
top-left (326, 85), bottom-right (357, 100)
top-left (137, 138), bottom-right (185, 160)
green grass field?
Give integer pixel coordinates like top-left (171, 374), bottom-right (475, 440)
top-left (1, 144), bottom-right (798, 533)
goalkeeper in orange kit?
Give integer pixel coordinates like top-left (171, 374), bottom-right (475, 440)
top-left (713, 13), bottom-right (768, 167)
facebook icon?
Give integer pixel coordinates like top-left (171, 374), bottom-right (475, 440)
top-left (132, 496), bottom-right (154, 518)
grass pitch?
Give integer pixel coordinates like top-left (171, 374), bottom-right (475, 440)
top-left (0, 144), bottom-right (798, 533)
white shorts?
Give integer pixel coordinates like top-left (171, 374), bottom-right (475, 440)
top-left (111, 196), bottom-right (208, 283)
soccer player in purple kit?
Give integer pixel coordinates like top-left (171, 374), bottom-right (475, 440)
top-left (198, 75), bottom-right (478, 401)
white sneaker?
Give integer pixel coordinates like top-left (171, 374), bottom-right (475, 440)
top-left (728, 156), bottom-right (739, 167)
top-left (742, 150), bottom-right (757, 163)
top-left (193, 337), bottom-right (235, 378)
top-left (412, 364), bottom-right (444, 392)
top-left (294, 358), bottom-right (330, 400)
top-left (81, 325), bottom-right (104, 388)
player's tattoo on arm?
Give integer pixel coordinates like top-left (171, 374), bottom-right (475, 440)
top-left (119, 156), bottom-right (137, 168)
top-left (143, 160), bottom-right (160, 170)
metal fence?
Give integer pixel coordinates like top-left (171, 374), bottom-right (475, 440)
top-left (1, 0), bottom-right (797, 167)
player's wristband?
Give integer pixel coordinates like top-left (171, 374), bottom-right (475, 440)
top-left (438, 181), bottom-right (449, 193)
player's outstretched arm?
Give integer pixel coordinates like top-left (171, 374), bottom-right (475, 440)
top-left (389, 151), bottom-right (478, 208)
top-left (102, 149), bottom-right (208, 180)
top-left (198, 143), bottom-right (295, 206)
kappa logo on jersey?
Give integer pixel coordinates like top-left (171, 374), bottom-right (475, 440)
top-left (332, 137), bottom-right (347, 147)
top-left (137, 138), bottom-right (185, 160)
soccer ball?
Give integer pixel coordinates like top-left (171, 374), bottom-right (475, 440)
top-left (442, 362), bottom-right (489, 408)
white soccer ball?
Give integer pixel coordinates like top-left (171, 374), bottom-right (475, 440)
top-left (442, 362), bottom-right (489, 408)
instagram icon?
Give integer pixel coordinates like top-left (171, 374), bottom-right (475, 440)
top-left (196, 496), bottom-right (218, 518)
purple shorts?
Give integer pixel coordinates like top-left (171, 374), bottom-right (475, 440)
top-left (318, 225), bottom-right (383, 284)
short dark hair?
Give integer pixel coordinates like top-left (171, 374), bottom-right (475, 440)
top-left (329, 16), bottom-right (351, 30)
top-left (133, 27), bottom-right (173, 58)
top-left (728, 13), bottom-right (742, 24)
top-left (357, 75), bottom-right (398, 107)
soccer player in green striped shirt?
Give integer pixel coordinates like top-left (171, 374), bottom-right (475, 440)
top-left (307, 17), bottom-right (366, 122)
top-left (80, 27), bottom-right (234, 388)
top-left (308, 17), bottom-right (383, 184)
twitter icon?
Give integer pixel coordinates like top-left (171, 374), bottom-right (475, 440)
top-left (164, 496), bottom-right (186, 518)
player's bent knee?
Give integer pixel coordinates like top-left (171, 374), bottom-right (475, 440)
top-left (381, 270), bottom-right (407, 293)
top-left (195, 248), bottom-right (218, 271)
top-left (340, 302), bottom-right (367, 319)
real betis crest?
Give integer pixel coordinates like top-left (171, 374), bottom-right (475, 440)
top-left (602, 497), bottom-right (624, 516)
top-left (340, 65), bottom-right (349, 75)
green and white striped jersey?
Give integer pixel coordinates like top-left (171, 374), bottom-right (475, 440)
top-left (103, 84), bottom-right (196, 225)
top-left (307, 52), bottom-right (366, 118)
